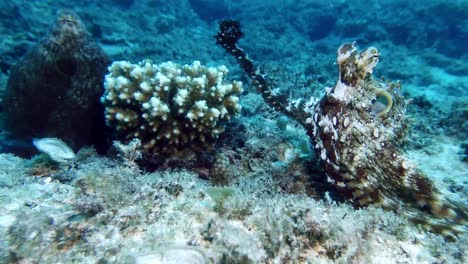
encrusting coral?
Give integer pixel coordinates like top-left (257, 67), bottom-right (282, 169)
top-left (215, 19), bottom-right (467, 239)
top-left (101, 60), bottom-right (243, 156)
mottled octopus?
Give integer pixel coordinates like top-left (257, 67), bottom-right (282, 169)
top-left (216, 19), bottom-right (467, 239)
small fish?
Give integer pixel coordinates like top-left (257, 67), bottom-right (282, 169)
top-left (33, 137), bottom-right (76, 163)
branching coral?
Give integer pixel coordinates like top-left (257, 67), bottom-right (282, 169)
top-left (101, 60), bottom-right (243, 156)
top-left (215, 19), bottom-right (467, 239)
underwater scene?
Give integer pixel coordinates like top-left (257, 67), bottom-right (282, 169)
top-left (0, 0), bottom-right (467, 263)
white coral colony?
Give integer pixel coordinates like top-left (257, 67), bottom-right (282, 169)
top-left (33, 138), bottom-right (76, 163)
top-left (101, 60), bottom-right (243, 155)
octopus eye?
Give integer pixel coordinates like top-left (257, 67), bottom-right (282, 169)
top-left (373, 89), bottom-right (393, 116)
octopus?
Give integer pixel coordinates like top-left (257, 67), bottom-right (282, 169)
top-left (3, 9), bottom-right (109, 155)
top-left (216, 19), bottom-right (467, 239)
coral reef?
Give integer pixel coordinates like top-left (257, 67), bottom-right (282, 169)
top-left (3, 10), bottom-right (109, 155)
top-left (0, 1), bottom-right (466, 262)
top-left (216, 20), bottom-right (467, 238)
top-left (101, 60), bottom-right (243, 156)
